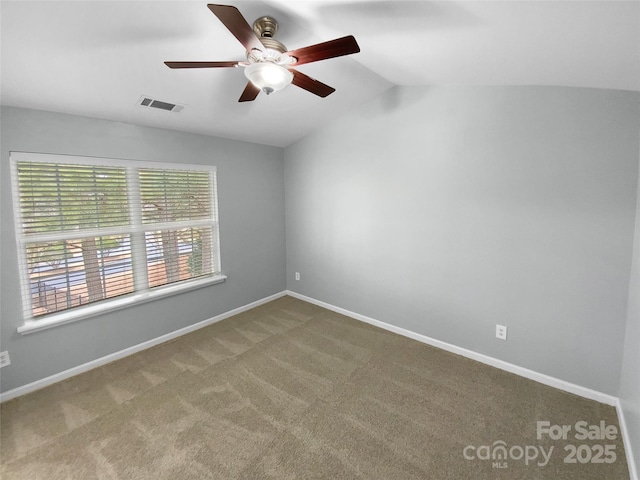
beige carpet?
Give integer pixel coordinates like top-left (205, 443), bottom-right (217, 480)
top-left (0, 296), bottom-right (630, 479)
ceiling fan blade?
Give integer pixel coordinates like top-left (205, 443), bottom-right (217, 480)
top-left (290, 69), bottom-right (336, 98)
top-left (287, 35), bottom-right (360, 66)
top-left (164, 61), bottom-right (239, 69)
top-left (239, 82), bottom-right (261, 102)
top-left (207, 4), bottom-right (264, 53)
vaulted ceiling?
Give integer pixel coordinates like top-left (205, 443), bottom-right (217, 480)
top-left (2, 1), bottom-right (638, 147)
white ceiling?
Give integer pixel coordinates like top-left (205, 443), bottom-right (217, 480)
top-left (2, 1), bottom-right (639, 147)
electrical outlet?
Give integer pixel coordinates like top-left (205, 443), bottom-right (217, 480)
top-left (496, 325), bottom-right (507, 340)
top-left (0, 351), bottom-right (11, 368)
top-left (295, 272), bottom-right (300, 281)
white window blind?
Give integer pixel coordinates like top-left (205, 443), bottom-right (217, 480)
top-left (11, 152), bottom-right (222, 327)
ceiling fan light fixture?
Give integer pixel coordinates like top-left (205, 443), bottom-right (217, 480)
top-left (244, 62), bottom-right (293, 95)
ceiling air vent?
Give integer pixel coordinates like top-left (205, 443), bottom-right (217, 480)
top-left (137, 95), bottom-right (184, 113)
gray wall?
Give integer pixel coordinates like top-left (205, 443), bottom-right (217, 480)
top-left (285, 86), bottom-right (640, 396)
top-left (620, 142), bottom-right (640, 475)
top-left (0, 106), bottom-right (286, 393)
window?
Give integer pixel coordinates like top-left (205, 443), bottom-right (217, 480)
top-left (10, 152), bottom-right (224, 333)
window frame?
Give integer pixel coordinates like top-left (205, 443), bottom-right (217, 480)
top-left (10, 151), bottom-right (226, 335)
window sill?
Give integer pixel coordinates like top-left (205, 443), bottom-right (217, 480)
top-left (17, 274), bottom-right (227, 335)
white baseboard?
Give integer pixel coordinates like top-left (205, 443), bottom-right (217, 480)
top-left (286, 290), bottom-right (618, 405)
top-left (616, 399), bottom-right (639, 480)
top-left (0, 291), bottom-right (287, 403)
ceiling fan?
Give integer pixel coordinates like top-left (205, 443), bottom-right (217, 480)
top-left (165, 4), bottom-right (360, 102)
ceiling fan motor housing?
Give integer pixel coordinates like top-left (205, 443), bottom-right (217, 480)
top-left (252, 16), bottom-right (287, 54)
